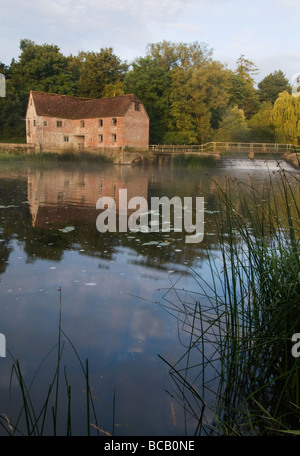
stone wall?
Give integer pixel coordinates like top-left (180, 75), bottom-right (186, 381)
top-left (0, 143), bottom-right (37, 154)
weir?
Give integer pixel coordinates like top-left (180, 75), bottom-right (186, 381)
top-left (149, 142), bottom-right (300, 167)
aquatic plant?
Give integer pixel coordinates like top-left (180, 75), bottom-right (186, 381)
top-left (159, 161), bottom-right (300, 435)
top-left (0, 288), bottom-right (113, 436)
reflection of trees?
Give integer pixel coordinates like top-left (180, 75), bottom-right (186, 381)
top-left (0, 162), bottom-right (298, 272)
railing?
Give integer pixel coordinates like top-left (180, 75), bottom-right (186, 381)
top-left (148, 142), bottom-right (300, 154)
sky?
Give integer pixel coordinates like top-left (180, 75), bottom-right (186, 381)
top-left (0, 0), bottom-right (299, 85)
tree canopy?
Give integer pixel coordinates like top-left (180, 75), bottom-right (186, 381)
top-left (0, 39), bottom-right (298, 144)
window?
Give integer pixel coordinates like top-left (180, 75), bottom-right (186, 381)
top-left (99, 119), bottom-right (103, 127)
top-left (134, 102), bottom-right (140, 111)
top-left (80, 120), bottom-right (85, 128)
top-left (64, 136), bottom-right (69, 142)
top-left (112, 118), bottom-right (117, 126)
top-left (112, 134), bottom-right (117, 142)
top-left (98, 134), bottom-right (103, 143)
top-left (57, 121), bottom-right (62, 127)
top-left (44, 121), bottom-right (47, 126)
top-left (27, 120), bottom-right (31, 134)
top-left (33, 120), bottom-right (36, 127)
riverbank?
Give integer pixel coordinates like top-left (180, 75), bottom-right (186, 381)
top-left (0, 142), bottom-right (299, 168)
top-left (0, 144), bottom-right (157, 165)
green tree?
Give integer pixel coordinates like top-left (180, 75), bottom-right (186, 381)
top-left (75, 48), bottom-right (128, 98)
top-left (146, 40), bottom-right (213, 70)
top-left (258, 70), bottom-right (291, 104)
top-left (214, 106), bottom-right (250, 142)
top-left (235, 54), bottom-right (259, 85)
top-left (123, 57), bottom-right (171, 143)
top-left (0, 39), bottom-right (78, 138)
top-left (227, 55), bottom-right (260, 119)
top-left (271, 91), bottom-right (300, 144)
top-left (12, 39), bottom-right (76, 95)
top-left (247, 101), bottom-right (275, 142)
top-left (167, 60), bottom-right (230, 144)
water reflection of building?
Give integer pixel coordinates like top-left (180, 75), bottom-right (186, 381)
top-left (27, 167), bottom-right (148, 228)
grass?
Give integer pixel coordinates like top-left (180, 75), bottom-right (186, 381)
top-left (159, 161), bottom-right (300, 435)
top-left (0, 150), bottom-right (113, 163)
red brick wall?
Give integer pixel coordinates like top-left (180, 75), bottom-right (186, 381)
top-left (26, 96), bottom-right (149, 152)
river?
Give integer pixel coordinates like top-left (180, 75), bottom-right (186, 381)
top-left (0, 156), bottom-right (298, 436)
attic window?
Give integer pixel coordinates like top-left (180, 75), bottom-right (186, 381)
top-left (57, 121), bottom-right (62, 127)
top-left (80, 120), bottom-right (85, 128)
top-left (134, 102), bottom-right (140, 111)
top-left (112, 118), bottom-right (117, 126)
top-left (99, 119), bottom-right (103, 127)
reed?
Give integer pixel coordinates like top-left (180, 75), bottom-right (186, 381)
top-left (160, 162), bottom-right (300, 435)
top-left (0, 288), bottom-right (106, 436)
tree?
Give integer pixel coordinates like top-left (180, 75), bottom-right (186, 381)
top-left (123, 57), bottom-right (171, 143)
top-left (214, 106), bottom-right (250, 142)
top-left (146, 40), bottom-right (213, 70)
top-left (258, 70), bottom-right (291, 104)
top-left (12, 39), bottom-right (76, 95)
top-left (75, 48), bottom-right (128, 98)
top-left (235, 54), bottom-right (259, 86)
top-left (167, 61), bottom-right (230, 144)
top-left (271, 91), bottom-right (300, 144)
top-left (247, 102), bottom-right (275, 142)
top-left (227, 55), bottom-right (260, 119)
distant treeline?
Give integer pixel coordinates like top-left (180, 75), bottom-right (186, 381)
top-left (0, 39), bottom-right (299, 145)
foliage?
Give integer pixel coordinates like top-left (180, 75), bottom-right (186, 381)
top-left (0, 38), bottom-right (299, 146)
top-left (271, 91), bottom-right (300, 144)
top-left (159, 166), bottom-right (300, 435)
top-left (213, 106), bottom-right (250, 142)
top-left (123, 57), bottom-right (171, 144)
top-left (74, 48), bottom-right (128, 98)
top-left (247, 102), bottom-right (275, 142)
top-left (258, 70), bottom-right (291, 104)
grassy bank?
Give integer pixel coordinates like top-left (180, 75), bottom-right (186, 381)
top-left (160, 163), bottom-right (300, 435)
top-left (0, 150), bottom-right (113, 164)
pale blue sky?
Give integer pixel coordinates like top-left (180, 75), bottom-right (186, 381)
top-left (0, 0), bottom-right (299, 84)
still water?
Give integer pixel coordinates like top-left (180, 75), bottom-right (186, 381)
top-left (0, 156), bottom-right (298, 436)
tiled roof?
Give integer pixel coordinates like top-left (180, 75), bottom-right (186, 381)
top-left (30, 91), bottom-right (142, 119)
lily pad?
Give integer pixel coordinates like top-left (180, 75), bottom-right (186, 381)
top-left (59, 226), bottom-right (75, 233)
